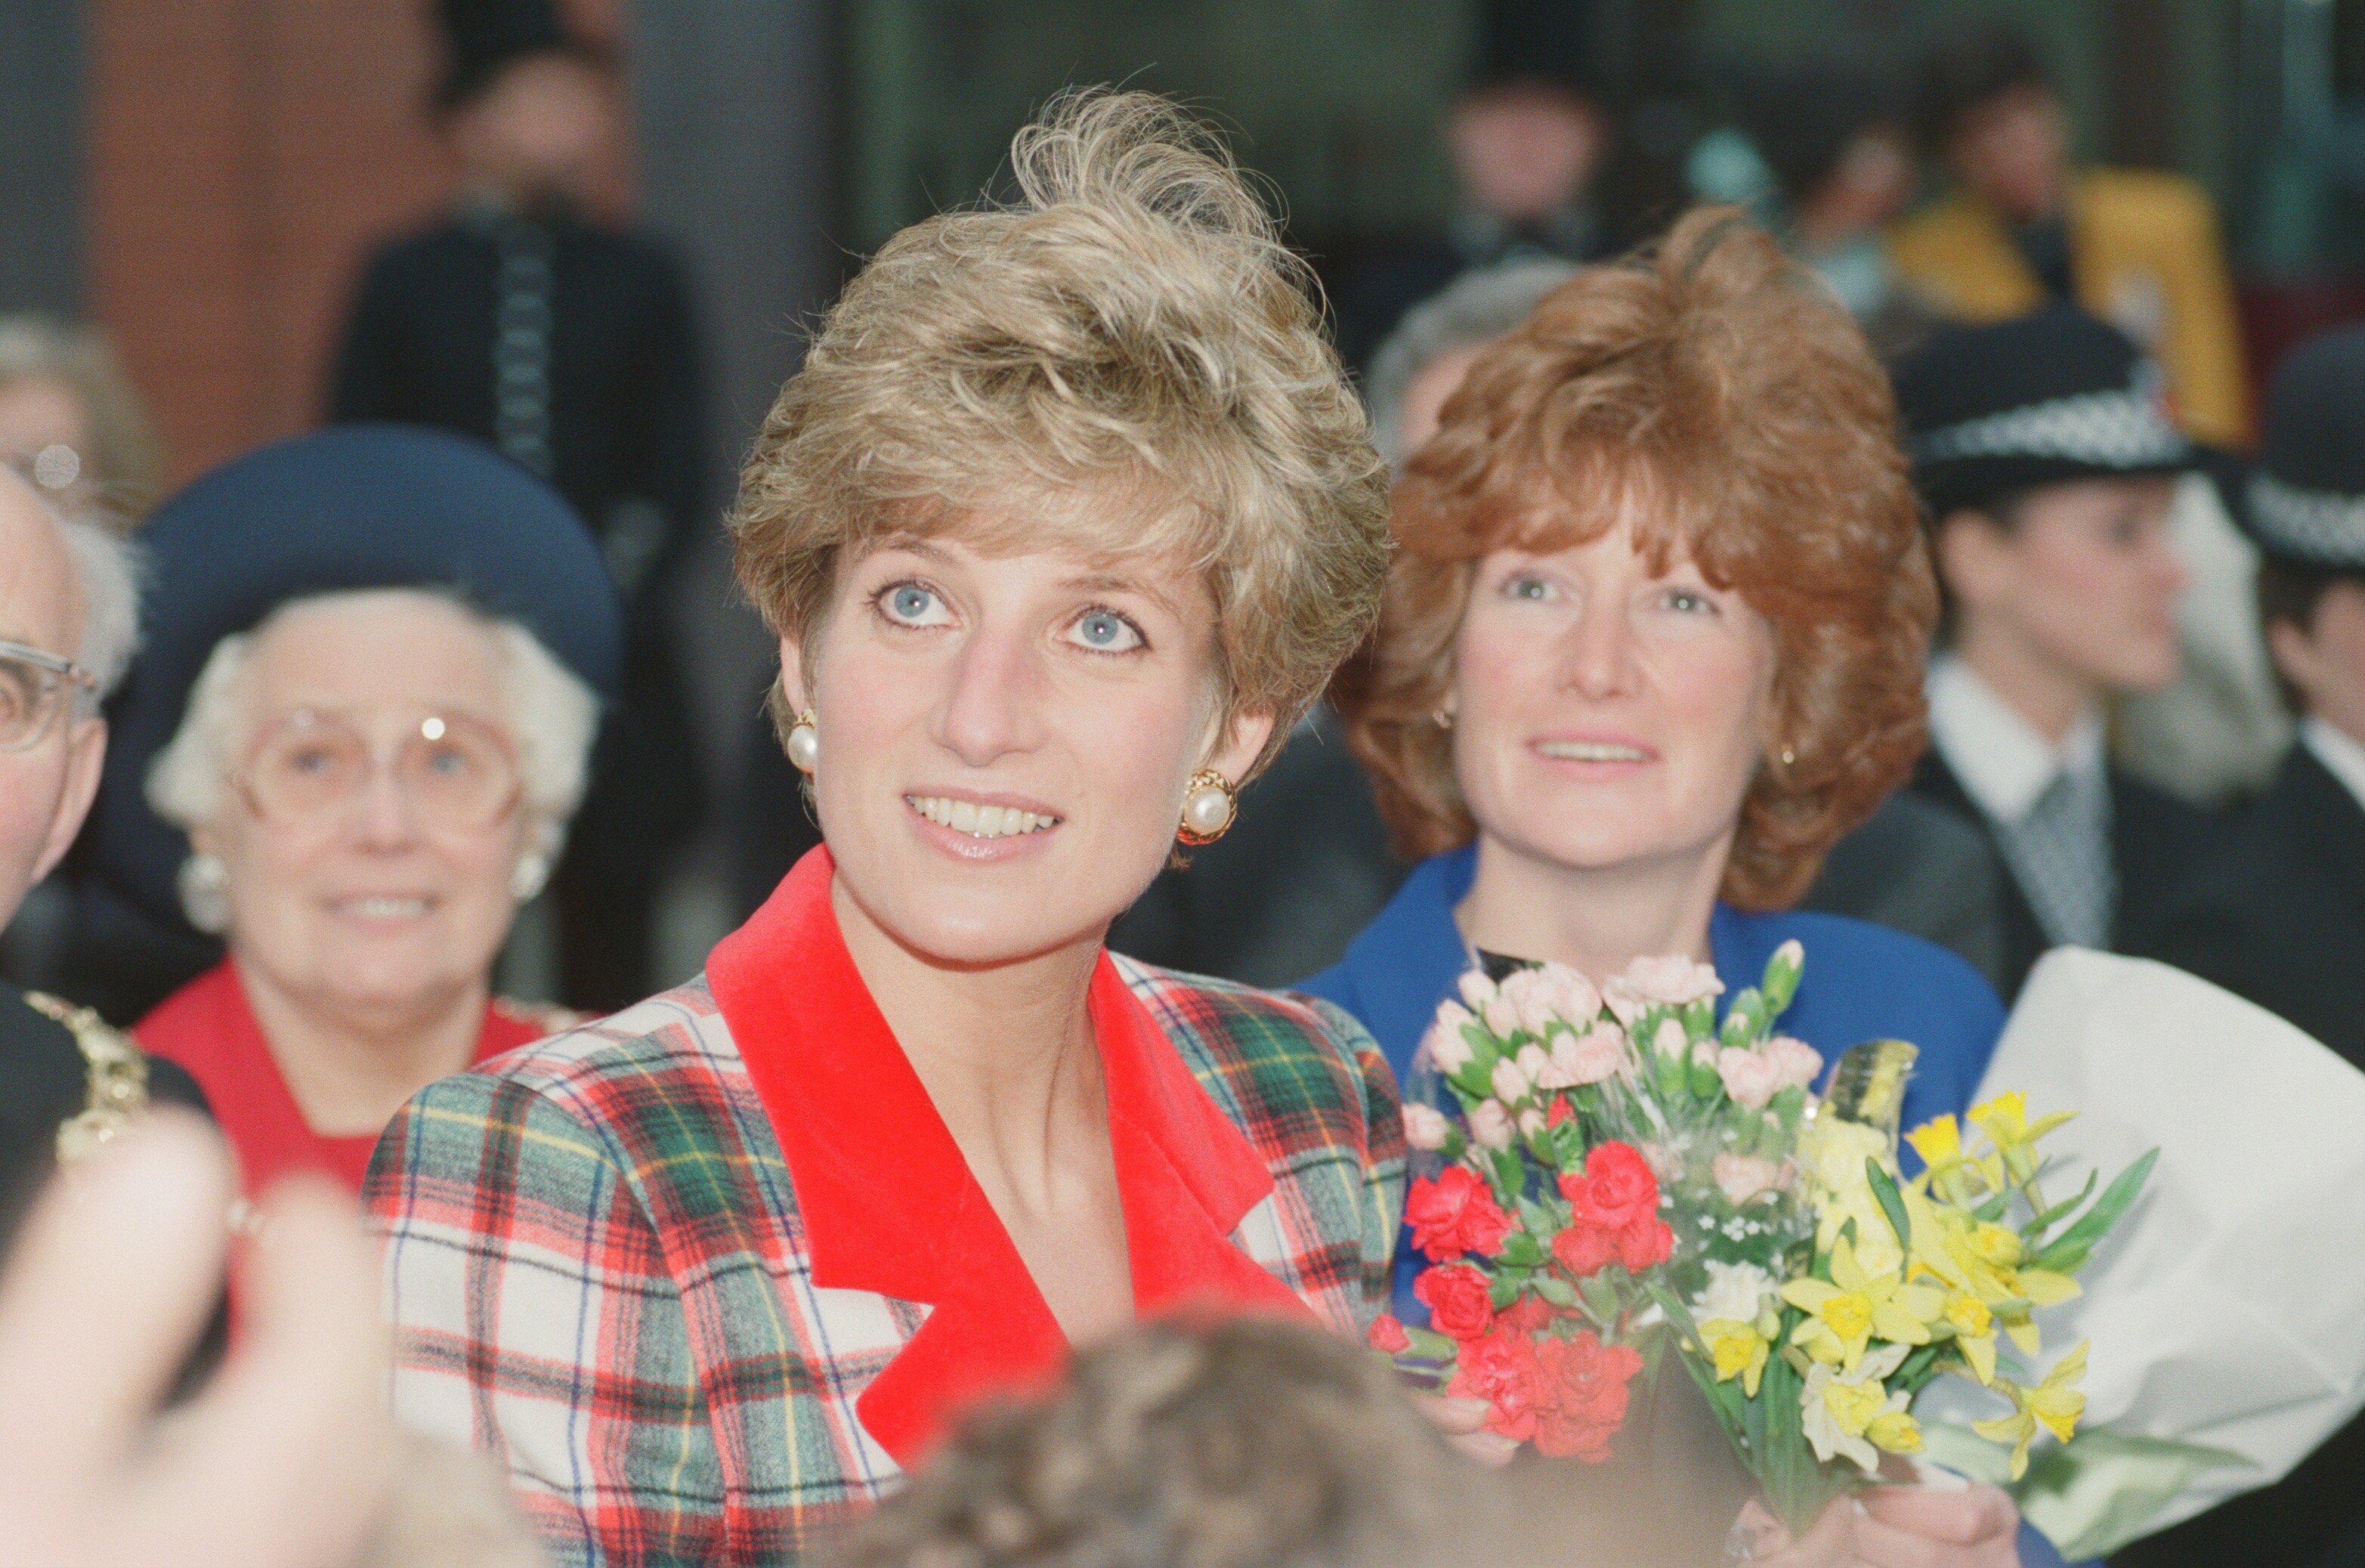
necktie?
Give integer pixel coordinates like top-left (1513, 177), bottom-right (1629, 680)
top-left (1995, 765), bottom-right (2115, 949)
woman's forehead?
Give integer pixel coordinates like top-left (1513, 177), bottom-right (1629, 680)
top-left (247, 592), bottom-right (501, 702)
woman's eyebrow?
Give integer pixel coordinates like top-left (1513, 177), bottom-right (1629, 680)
top-left (1063, 571), bottom-right (1185, 617)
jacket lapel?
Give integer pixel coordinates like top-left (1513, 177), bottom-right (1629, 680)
top-left (707, 848), bottom-right (1309, 1469)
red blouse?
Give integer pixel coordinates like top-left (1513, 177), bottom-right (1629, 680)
top-left (135, 960), bottom-right (558, 1198)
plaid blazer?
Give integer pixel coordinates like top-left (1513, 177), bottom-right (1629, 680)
top-left (366, 852), bottom-right (1403, 1568)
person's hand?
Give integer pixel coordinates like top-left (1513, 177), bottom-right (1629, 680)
top-left (0, 1112), bottom-right (397, 1568)
top-left (1730, 1484), bottom-right (2023, 1568)
top-left (1408, 1390), bottom-right (1522, 1467)
top-left (1855, 1483), bottom-right (2021, 1568)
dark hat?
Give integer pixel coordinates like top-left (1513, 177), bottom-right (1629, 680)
top-left (2242, 324), bottom-right (2365, 570)
top-left (434, 0), bottom-right (581, 110)
top-left (1892, 305), bottom-right (2193, 521)
top-left (1743, 57), bottom-right (1906, 206)
top-left (1470, 0), bottom-right (1598, 98)
top-left (90, 425), bottom-right (622, 936)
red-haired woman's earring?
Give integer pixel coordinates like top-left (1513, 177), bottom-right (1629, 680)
top-left (786, 710), bottom-right (819, 775)
top-left (1779, 744), bottom-right (1797, 768)
top-left (1177, 769), bottom-right (1237, 845)
top-left (1432, 708), bottom-right (1455, 730)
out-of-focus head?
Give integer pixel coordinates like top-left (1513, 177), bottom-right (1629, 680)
top-left (1447, 79), bottom-right (1608, 224)
top-left (1918, 23), bottom-right (2067, 224)
top-left (1897, 307), bottom-right (2193, 696)
top-left (731, 89), bottom-right (1388, 967)
top-left (0, 472), bottom-right (139, 928)
top-left (834, 1315), bottom-right (1477, 1568)
top-left (89, 426), bottom-right (619, 969)
top-left (1365, 259), bottom-right (1579, 468)
top-left (0, 314), bottom-right (165, 524)
top-left (145, 588), bottom-right (594, 1016)
top-left (1341, 209), bottom-right (1934, 911)
top-left (434, 0), bottom-right (616, 207)
top-left (1746, 61), bottom-right (1916, 245)
top-left (2243, 324), bottom-right (2365, 741)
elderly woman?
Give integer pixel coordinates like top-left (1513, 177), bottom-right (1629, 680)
top-left (1301, 213), bottom-right (2039, 1565)
top-left (87, 426), bottom-right (617, 1198)
top-left (368, 91), bottom-right (1397, 1565)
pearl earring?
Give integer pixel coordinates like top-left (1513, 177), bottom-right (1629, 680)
top-left (785, 709), bottom-right (818, 774)
top-left (511, 848), bottom-right (552, 903)
top-left (177, 852), bottom-right (229, 935)
top-left (1779, 744), bottom-right (1797, 767)
top-left (1176, 769), bottom-right (1237, 845)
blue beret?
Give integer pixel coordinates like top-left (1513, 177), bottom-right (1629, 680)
top-left (91, 424), bottom-right (622, 932)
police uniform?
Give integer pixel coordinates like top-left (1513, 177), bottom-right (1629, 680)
top-left (1894, 308), bottom-right (2216, 999)
top-left (2117, 344), bottom-right (2365, 1568)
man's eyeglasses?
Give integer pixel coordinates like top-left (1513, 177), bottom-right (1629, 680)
top-left (0, 640), bottom-right (97, 752)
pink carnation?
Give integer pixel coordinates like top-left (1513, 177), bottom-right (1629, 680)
top-left (1716, 1045), bottom-right (1784, 1109)
top-left (1538, 1023), bottom-right (1625, 1089)
top-left (1500, 964), bottom-right (1601, 1038)
top-left (1490, 1056), bottom-right (1532, 1106)
top-left (1605, 954), bottom-right (1724, 1021)
top-left (1402, 1103), bottom-right (1452, 1151)
top-left (1764, 1035), bottom-right (1824, 1094)
top-left (1457, 970), bottom-right (1499, 1010)
top-left (1467, 1100), bottom-right (1516, 1151)
top-left (1711, 1152), bottom-right (1790, 1205)
top-left (1421, 1002), bottom-right (1477, 1075)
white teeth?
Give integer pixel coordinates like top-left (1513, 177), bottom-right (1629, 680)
top-left (341, 896), bottom-right (430, 919)
top-left (1538, 741), bottom-right (1649, 762)
top-left (907, 796), bottom-right (1056, 839)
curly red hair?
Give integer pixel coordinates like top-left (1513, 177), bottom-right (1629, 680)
top-left (1340, 208), bottom-right (1936, 910)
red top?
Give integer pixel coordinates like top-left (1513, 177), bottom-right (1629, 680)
top-left (135, 960), bottom-right (557, 1198)
top-left (706, 847), bottom-right (1315, 1462)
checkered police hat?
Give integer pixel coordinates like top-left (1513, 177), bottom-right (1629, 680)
top-left (1892, 305), bottom-right (2192, 521)
top-left (2245, 323), bottom-right (2365, 571)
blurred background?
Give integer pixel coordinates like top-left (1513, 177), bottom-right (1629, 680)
top-left (8, 0), bottom-right (2365, 1004)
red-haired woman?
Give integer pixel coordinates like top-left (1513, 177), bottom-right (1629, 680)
top-left (1300, 211), bottom-right (2038, 1565)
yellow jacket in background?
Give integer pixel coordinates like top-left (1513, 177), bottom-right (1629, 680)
top-left (1887, 169), bottom-right (2252, 448)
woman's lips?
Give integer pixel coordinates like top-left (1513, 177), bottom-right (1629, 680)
top-left (1531, 734), bottom-right (1656, 765)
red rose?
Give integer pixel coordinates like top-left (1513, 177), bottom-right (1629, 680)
top-left (1563, 1142), bottom-right (1661, 1232)
top-left (1414, 1263), bottom-right (1496, 1341)
top-left (1550, 1220), bottom-right (1617, 1279)
top-left (1613, 1215), bottom-right (1674, 1273)
top-left (1405, 1167), bottom-right (1514, 1262)
top-left (1366, 1313), bottom-right (1411, 1354)
top-left (1531, 1331), bottom-right (1645, 1461)
top-left (1497, 1294), bottom-right (1555, 1335)
top-left (1445, 1327), bottom-right (1542, 1444)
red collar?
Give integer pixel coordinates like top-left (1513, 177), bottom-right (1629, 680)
top-left (706, 847), bottom-right (1308, 1465)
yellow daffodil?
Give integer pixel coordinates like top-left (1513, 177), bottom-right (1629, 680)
top-left (1940, 1289), bottom-right (1999, 1384)
top-left (1782, 1235), bottom-right (1943, 1371)
top-left (1967, 1091), bottom-right (2075, 1194)
top-left (1800, 1343), bottom-right (1913, 1474)
top-left (1904, 1113), bottom-right (2000, 1205)
top-left (1798, 1118), bottom-right (1906, 1276)
top-left (1700, 1319), bottom-right (1771, 1397)
top-left (1971, 1342), bottom-right (2089, 1480)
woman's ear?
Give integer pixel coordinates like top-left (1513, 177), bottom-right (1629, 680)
top-left (1205, 707), bottom-right (1279, 784)
top-left (776, 635), bottom-right (809, 714)
top-left (1932, 508), bottom-right (2012, 617)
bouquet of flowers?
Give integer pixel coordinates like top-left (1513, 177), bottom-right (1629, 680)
top-left (1371, 942), bottom-right (2156, 1533)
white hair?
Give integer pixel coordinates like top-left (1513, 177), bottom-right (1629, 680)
top-left (145, 587), bottom-right (599, 844)
top-left (55, 509), bottom-right (144, 704)
top-left (1363, 258), bottom-right (1581, 468)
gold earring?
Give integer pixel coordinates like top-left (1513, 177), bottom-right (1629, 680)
top-left (1432, 708), bottom-right (1455, 730)
top-left (1779, 744), bottom-right (1797, 768)
top-left (786, 709), bottom-right (818, 774)
top-left (1176, 769), bottom-right (1237, 845)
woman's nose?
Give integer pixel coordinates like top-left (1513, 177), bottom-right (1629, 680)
top-left (346, 765), bottom-right (423, 848)
top-left (935, 625), bottom-right (1045, 766)
top-left (1559, 605), bottom-right (1638, 700)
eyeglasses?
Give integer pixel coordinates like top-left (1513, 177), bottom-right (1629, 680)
top-left (235, 709), bottom-right (522, 833)
top-left (0, 639), bottom-right (97, 752)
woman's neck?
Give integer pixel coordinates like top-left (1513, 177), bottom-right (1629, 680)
top-left (830, 877), bottom-right (1106, 1210)
top-left (1455, 830), bottom-right (1730, 982)
top-left (1952, 620), bottom-right (2098, 744)
top-left (233, 956), bottom-right (488, 1137)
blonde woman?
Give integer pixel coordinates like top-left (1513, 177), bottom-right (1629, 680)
top-left (369, 91), bottom-right (1400, 1563)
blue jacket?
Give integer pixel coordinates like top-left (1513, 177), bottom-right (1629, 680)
top-left (1297, 844), bottom-right (2005, 1146)
top-left (1294, 846), bottom-right (2072, 1568)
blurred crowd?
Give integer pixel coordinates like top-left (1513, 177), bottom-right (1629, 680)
top-left (2, 3), bottom-right (2363, 1568)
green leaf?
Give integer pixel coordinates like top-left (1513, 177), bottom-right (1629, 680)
top-left (1497, 1230), bottom-right (1543, 1268)
top-left (1489, 1273), bottom-right (1521, 1310)
top-left (2034, 1149), bottom-right (2158, 1273)
top-left (2022, 1168), bottom-right (2098, 1243)
top-left (1720, 989), bottom-right (1766, 1047)
top-left (1688, 1054), bottom-right (1725, 1100)
top-left (1403, 1325), bottom-right (1458, 1362)
top-left (1761, 944), bottom-right (1802, 1014)
top-left (1864, 1158), bottom-right (1913, 1266)
top-left (1491, 1148), bottom-right (1524, 1196)
top-left (2036, 1241), bottom-right (2090, 1275)
top-left (1534, 1274), bottom-right (1578, 1307)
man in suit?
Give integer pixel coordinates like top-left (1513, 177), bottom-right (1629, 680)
top-left (1894, 307), bottom-right (2216, 1000)
top-left (0, 468), bottom-right (206, 1238)
top-left (1887, 23), bottom-right (2250, 448)
top-left (329, 0), bottom-right (704, 1010)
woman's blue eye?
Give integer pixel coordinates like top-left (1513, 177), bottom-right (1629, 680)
top-left (880, 583), bottom-right (949, 626)
top-left (1665, 589), bottom-right (1713, 614)
top-left (1507, 575), bottom-right (1552, 602)
top-left (892, 586), bottom-right (932, 619)
top-left (1068, 611), bottom-right (1142, 652)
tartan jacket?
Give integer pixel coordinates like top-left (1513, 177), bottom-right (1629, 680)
top-left (366, 851), bottom-right (1403, 1567)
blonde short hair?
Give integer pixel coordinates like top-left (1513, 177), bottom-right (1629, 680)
top-left (730, 89), bottom-right (1390, 769)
